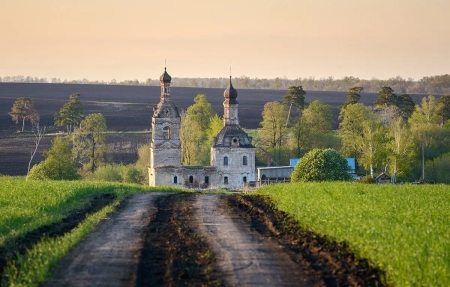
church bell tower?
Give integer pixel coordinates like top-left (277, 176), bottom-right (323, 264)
top-left (149, 68), bottom-right (181, 185)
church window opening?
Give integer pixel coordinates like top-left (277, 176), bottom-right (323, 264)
top-left (205, 176), bottom-right (209, 184)
top-left (163, 126), bottom-right (171, 139)
top-left (224, 156), bottom-right (228, 166)
top-left (224, 176), bottom-right (228, 184)
top-left (189, 176), bottom-right (194, 184)
top-left (243, 176), bottom-right (247, 183)
top-left (173, 176), bottom-right (178, 184)
top-left (243, 156), bottom-right (248, 165)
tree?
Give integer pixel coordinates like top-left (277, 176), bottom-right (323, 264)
top-left (342, 86), bottom-right (363, 108)
top-left (9, 97), bottom-right (40, 132)
top-left (291, 148), bottom-right (352, 182)
top-left (27, 126), bottom-right (46, 179)
top-left (339, 103), bottom-right (388, 177)
top-left (179, 94), bottom-right (218, 165)
top-left (54, 93), bottom-right (84, 133)
top-left (387, 117), bottom-right (416, 182)
top-left (258, 101), bottom-right (289, 165)
top-left (282, 85), bottom-right (306, 126)
top-left (437, 95), bottom-right (450, 127)
top-left (396, 93), bottom-right (416, 120)
top-left (134, 144), bottom-right (150, 184)
top-left (302, 100), bottom-right (333, 132)
top-left (374, 87), bottom-right (397, 107)
top-left (28, 136), bottom-right (80, 180)
top-left (73, 113), bottom-right (107, 173)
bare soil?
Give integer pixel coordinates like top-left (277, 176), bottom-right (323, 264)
top-left (2, 193), bottom-right (387, 286)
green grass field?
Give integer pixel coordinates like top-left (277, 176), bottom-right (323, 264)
top-left (0, 177), bottom-right (183, 286)
top-left (256, 182), bottom-right (450, 286)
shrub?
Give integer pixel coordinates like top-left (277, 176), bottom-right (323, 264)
top-left (85, 164), bottom-right (123, 182)
top-left (291, 148), bottom-right (352, 182)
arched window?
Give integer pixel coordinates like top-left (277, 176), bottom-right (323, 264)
top-left (243, 156), bottom-right (248, 165)
top-left (224, 156), bottom-right (228, 166)
top-left (163, 126), bottom-right (171, 140)
top-left (189, 176), bottom-right (194, 184)
top-left (243, 176), bottom-right (247, 183)
top-left (224, 176), bottom-right (229, 184)
top-left (173, 176), bottom-right (178, 184)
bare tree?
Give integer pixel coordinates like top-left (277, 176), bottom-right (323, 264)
top-left (27, 125), bottom-right (46, 180)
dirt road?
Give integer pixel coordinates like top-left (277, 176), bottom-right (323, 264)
top-left (42, 193), bottom-right (384, 287)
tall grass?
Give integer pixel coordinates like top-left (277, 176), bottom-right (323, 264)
top-left (256, 182), bottom-right (450, 286)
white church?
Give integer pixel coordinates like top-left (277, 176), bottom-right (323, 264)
top-left (148, 68), bottom-right (256, 189)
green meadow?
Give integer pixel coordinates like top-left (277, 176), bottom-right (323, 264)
top-left (256, 182), bottom-right (450, 286)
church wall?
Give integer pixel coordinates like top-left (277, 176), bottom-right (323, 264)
top-left (211, 146), bottom-right (256, 188)
top-left (150, 166), bottom-right (222, 188)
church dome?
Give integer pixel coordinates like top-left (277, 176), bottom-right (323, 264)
top-left (213, 125), bottom-right (253, 148)
top-left (224, 76), bottom-right (238, 104)
top-left (160, 68), bottom-right (172, 83)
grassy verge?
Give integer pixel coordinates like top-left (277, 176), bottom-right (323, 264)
top-left (0, 177), bottom-right (184, 286)
top-left (3, 199), bottom-right (120, 286)
top-left (0, 177), bottom-right (182, 246)
top-left (256, 182), bottom-right (450, 286)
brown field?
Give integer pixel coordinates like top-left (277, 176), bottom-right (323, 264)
top-left (0, 83), bottom-right (427, 176)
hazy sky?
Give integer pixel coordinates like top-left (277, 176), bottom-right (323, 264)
top-left (1, 0), bottom-right (449, 81)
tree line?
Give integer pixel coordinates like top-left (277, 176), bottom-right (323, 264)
top-left (1, 74), bottom-right (450, 94)
top-left (8, 86), bottom-right (450, 184)
top-left (258, 86), bottom-right (450, 183)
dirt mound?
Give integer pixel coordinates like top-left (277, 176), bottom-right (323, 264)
top-left (136, 193), bottom-right (222, 286)
top-left (227, 195), bottom-right (386, 287)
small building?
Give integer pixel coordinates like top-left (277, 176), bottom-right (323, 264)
top-left (375, 172), bottom-right (391, 184)
top-left (257, 166), bottom-right (293, 185)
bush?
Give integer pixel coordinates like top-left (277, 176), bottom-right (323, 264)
top-left (291, 148), bottom-right (352, 182)
top-left (85, 164), bottom-right (123, 182)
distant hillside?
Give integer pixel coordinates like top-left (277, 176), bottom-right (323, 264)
top-left (0, 83), bottom-right (428, 134)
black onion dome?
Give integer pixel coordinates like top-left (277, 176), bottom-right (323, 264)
top-left (224, 76), bottom-right (238, 104)
top-left (160, 68), bottom-right (171, 83)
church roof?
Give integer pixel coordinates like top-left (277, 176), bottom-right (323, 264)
top-left (160, 68), bottom-right (172, 83)
top-left (213, 125), bottom-right (253, 148)
top-left (223, 76), bottom-right (238, 104)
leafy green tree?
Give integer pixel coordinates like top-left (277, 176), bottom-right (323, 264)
top-left (302, 100), bottom-right (333, 132)
top-left (9, 97), bottom-right (40, 132)
top-left (206, 114), bottom-right (223, 146)
top-left (437, 95), bottom-right (450, 126)
top-left (73, 113), bottom-right (107, 173)
top-left (258, 101), bottom-right (288, 165)
top-left (28, 136), bottom-right (80, 180)
top-left (135, 144), bottom-right (150, 184)
top-left (425, 152), bottom-right (450, 183)
top-left (282, 85), bottom-right (306, 126)
top-left (179, 94), bottom-right (218, 165)
top-left (374, 87), bottom-right (398, 107)
top-left (291, 148), bottom-right (352, 182)
top-left (409, 95), bottom-right (440, 125)
top-left (339, 103), bottom-right (388, 177)
top-left (387, 117), bottom-right (416, 182)
top-left (342, 86), bottom-right (363, 108)
top-left (54, 93), bottom-right (84, 133)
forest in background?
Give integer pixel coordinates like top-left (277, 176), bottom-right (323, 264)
top-left (1, 74), bottom-right (449, 95)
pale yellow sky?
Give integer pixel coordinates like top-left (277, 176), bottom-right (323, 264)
top-left (1, 0), bottom-right (449, 81)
